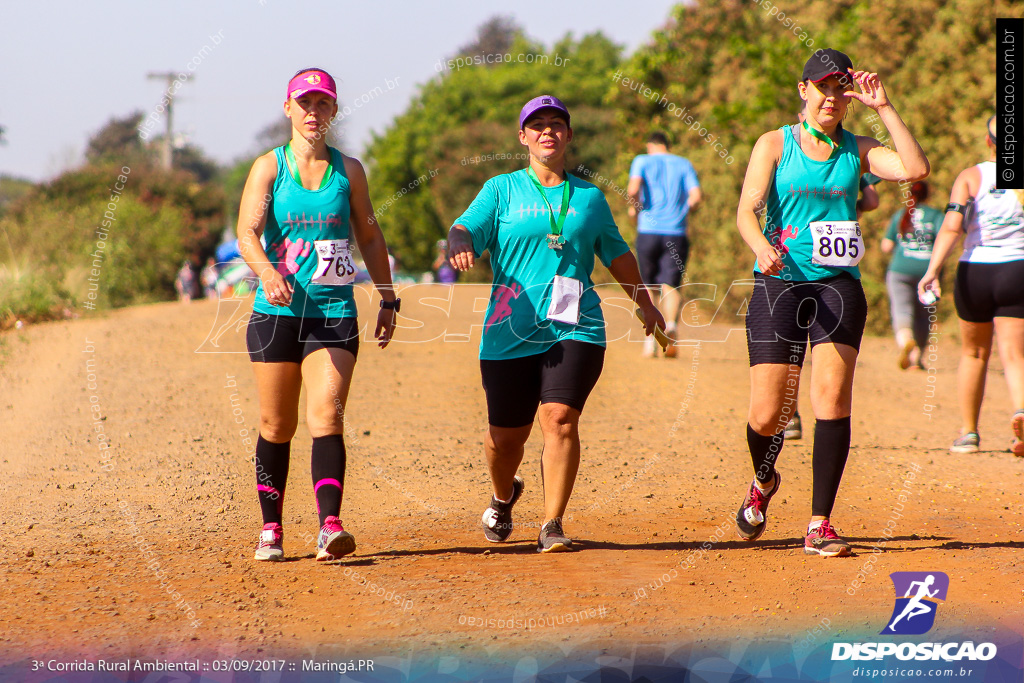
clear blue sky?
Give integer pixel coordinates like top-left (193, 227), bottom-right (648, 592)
top-left (0, 0), bottom-right (680, 182)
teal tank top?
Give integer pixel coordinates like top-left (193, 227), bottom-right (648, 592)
top-left (253, 146), bottom-right (355, 318)
top-left (758, 125), bottom-right (862, 281)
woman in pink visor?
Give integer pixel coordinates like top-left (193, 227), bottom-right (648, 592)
top-left (235, 67), bottom-right (398, 562)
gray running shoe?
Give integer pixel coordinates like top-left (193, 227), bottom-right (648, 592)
top-left (950, 432), bottom-right (980, 454)
top-left (481, 475), bottom-right (525, 542)
top-left (803, 520), bottom-right (851, 557)
top-left (1012, 411), bottom-right (1024, 456)
top-left (735, 472), bottom-right (782, 541)
top-left (537, 518), bottom-right (573, 553)
top-left (316, 516), bottom-right (356, 561)
top-left (783, 412), bottom-right (802, 440)
top-left (254, 523), bottom-right (283, 561)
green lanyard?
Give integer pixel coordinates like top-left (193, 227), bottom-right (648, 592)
top-left (801, 120), bottom-right (839, 157)
top-left (284, 142), bottom-right (333, 190)
top-left (526, 167), bottom-right (571, 248)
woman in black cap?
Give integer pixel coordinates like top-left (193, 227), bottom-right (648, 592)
top-left (447, 95), bottom-right (665, 552)
top-left (733, 49), bottom-right (929, 557)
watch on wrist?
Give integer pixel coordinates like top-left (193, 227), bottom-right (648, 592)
top-left (380, 298), bottom-right (401, 313)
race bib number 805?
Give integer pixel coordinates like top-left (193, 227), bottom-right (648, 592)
top-left (810, 221), bottom-right (864, 267)
top-left (312, 239), bottom-right (357, 285)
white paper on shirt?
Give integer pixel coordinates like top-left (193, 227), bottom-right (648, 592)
top-left (311, 239), bottom-right (357, 285)
top-left (546, 275), bottom-right (583, 324)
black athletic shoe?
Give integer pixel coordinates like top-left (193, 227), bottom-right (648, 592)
top-left (481, 475), bottom-right (524, 542)
top-left (537, 518), bottom-right (573, 553)
top-left (735, 471), bottom-right (782, 541)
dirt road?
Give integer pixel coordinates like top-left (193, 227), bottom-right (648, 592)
top-left (2, 285), bottom-right (1021, 670)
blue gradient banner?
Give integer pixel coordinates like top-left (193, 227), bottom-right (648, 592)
top-left (3, 628), bottom-right (1021, 683)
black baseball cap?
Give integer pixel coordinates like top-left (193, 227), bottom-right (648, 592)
top-left (802, 48), bottom-right (853, 84)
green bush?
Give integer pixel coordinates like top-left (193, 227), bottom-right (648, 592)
top-left (0, 195), bottom-right (190, 324)
top-left (0, 263), bottom-right (72, 326)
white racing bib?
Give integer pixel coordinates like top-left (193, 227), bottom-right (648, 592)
top-left (546, 275), bottom-right (583, 325)
top-left (311, 239), bottom-right (357, 286)
top-left (810, 221), bottom-right (864, 267)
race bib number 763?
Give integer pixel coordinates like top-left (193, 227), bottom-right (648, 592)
top-left (312, 239), bottom-right (357, 285)
top-left (810, 221), bottom-right (864, 267)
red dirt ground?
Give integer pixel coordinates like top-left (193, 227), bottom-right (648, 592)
top-left (2, 285), bottom-right (1021, 668)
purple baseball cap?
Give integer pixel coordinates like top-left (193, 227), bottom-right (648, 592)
top-left (519, 95), bottom-right (571, 129)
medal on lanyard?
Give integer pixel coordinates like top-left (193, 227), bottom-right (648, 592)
top-left (526, 167), bottom-right (571, 250)
top-left (801, 120), bottom-right (839, 158)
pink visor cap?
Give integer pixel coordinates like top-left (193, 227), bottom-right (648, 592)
top-left (287, 70), bottom-right (337, 101)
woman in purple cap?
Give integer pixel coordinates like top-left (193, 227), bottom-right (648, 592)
top-left (447, 95), bottom-right (666, 552)
top-left (235, 67), bottom-right (399, 562)
top-left (733, 49), bottom-right (929, 557)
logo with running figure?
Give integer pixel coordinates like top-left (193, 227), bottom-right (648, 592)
top-left (881, 572), bottom-right (949, 635)
top-left (305, 73), bottom-right (321, 85)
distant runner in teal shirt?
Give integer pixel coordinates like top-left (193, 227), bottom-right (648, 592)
top-left (881, 180), bottom-right (942, 370)
top-left (448, 95), bottom-right (665, 554)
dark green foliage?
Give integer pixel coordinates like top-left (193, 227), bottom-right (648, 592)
top-left (610, 0), bottom-right (1015, 330)
top-left (365, 23), bottom-right (625, 271)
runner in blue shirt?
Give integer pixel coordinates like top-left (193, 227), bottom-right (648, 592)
top-left (627, 132), bottom-right (703, 358)
top-left (447, 95), bottom-right (665, 552)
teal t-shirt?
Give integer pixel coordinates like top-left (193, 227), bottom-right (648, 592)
top-left (885, 205), bottom-right (942, 278)
top-left (253, 145), bottom-right (356, 319)
top-left (759, 125), bottom-right (862, 281)
top-left (454, 169), bottom-right (631, 360)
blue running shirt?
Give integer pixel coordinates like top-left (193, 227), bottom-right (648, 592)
top-left (629, 153), bottom-right (700, 236)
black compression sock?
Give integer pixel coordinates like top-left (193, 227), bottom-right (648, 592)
top-left (311, 434), bottom-right (346, 527)
top-left (748, 423), bottom-right (784, 487)
top-left (811, 416), bottom-right (852, 517)
top-left (255, 436), bottom-right (291, 526)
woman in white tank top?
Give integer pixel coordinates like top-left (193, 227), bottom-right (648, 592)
top-left (919, 117), bottom-right (1024, 456)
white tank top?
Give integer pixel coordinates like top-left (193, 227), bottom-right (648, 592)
top-left (961, 161), bottom-right (1024, 263)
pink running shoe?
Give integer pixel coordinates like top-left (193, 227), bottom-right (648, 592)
top-left (316, 516), bottom-right (356, 561)
top-left (254, 523), bottom-right (283, 562)
top-left (1011, 410), bottom-right (1024, 457)
top-left (804, 520), bottom-right (851, 557)
top-left (735, 472), bottom-right (782, 541)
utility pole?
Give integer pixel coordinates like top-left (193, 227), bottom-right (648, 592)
top-left (146, 72), bottom-right (191, 170)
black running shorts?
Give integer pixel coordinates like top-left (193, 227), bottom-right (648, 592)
top-left (636, 234), bottom-right (689, 288)
top-left (954, 260), bottom-right (1024, 323)
top-left (479, 341), bottom-right (606, 429)
top-left (746, 272), bottom-right (867, 367)
top-left (246, 313), bottom-right (360, 363)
